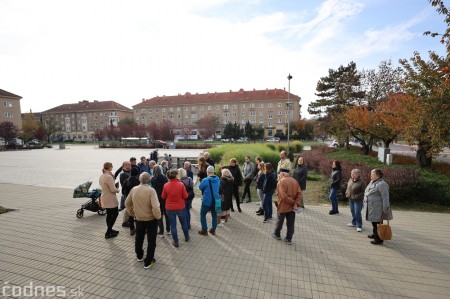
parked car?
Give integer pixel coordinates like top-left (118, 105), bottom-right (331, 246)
top-left (24, 140), bottom-right (43, 149)
top-left (221, 138), bottom-right (230, 142)
top-left (237, 137), bottom-right (248, 143)
top-left (266, 137), bottom-right (280, 142)
top-left (204, 138), bottom-right (214, 142)
top-left (331, 140), bottom-right (339, 148)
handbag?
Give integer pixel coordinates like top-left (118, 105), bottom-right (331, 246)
top-left (377, 219), bottom-right (392, 240)
top-left (208, 180), bottom-right (222, 213)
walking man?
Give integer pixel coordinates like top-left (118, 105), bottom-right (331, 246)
top-left (272, 169), bottom-right (302, 245)
top-left (125, 172), bottom-right (161, 268)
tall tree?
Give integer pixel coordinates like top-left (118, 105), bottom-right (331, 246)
top-left (244, 121), bottom-right (254, 139)
top-left (308, 61), bottom-right (365, 147)
top-left (195, 115), bottom-right (219, 139)
top-left (0, 121), bottom-right (19, 145)
top-left (345, 60), bottom-right (403, 153)
top-left (22, 112), bottom-right (40, 141)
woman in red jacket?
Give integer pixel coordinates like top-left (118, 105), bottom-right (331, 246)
top-left (162, 169), bottom-right (189, 248)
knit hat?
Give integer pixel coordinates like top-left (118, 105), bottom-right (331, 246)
top-left (207, 166), bottom-right (215, 173)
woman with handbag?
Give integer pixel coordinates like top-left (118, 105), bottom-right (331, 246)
top-left (364, 168), bottom-right (393, 245)
top-left (198, 166), bottom-right (220, 236)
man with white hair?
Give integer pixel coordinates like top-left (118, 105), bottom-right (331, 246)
top-left (125, 172), bottom-right (162, 269)
top-left (184, 161), bottom-right (194, 180)
top-left (272, 168), bottom-right (302, 245)
top-left (204, 152), bottom-right (215, 167)
top-left (198, 166), bottom-right (220, 236)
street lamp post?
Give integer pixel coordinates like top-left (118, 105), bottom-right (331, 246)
top-left (287, 73), bottom-right (293, 155)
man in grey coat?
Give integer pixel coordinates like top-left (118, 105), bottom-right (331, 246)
top-left (364, 169), bottom-right (393, 245)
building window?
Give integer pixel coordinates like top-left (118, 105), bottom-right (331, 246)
top-left (278, 111), bottom-right (282, 116)
top-left (233, 112), bottom-right (237, 117)
top-left (169, 107), bottom-right (173, 112)
top-left (185, 115), bottom-right (189, 119)
top-left (141, 109), bottom-right (146, 113)
top-left (268, 103), bottom-right (273, 108)
top-left (259, 112), bottom-right (264, 116)
top-left (223, 104), bottom-right (228, 110)
top-left (268, 114), bottom-right (273, 119)
top-left (215, 105), bottom-right (220, 110)
top-left (191, 114), bottom-right (197, 119)
top-left (177, 107), bottom-right (181, 112)
top-left (241, 104), bottom-right (246, 109)
top-left (250, 119), bottom-right (256, 124)
top-left (3, 112), bottom-right (13, 118)
top-left (223, 112), bottom-right (229, 117)
top-left (241, 112), bottom-right (245, 117)
top-left (259, 103), bottom-right (264, 108)
top-left (3, 101), bottom-right (13, 107)
top-left (278, 103), bottom-right (282, 108)
top-left (249, 111), bottom-right (255, 116)
top-left (200, 106), bottom-right (204, 111)
top-left (249, 103), bottom-right (255, 108)
top-left (259, 119), bottom-right (264, 124)
top-left (184, 107), bottom-right (188, 112)
top-left (232, 105), bottom-right (237, 110)
top-left (162, 108), bottom-right (166, 113)
top-left (241, 120), bottom-right (246, 125)
top-left (278, 119), bottom-right (282, 124)
top-left (191, 106), bottom-right (196, 111)
top-left (208, 106), bottom-right (212, 111)
top-left (178, 115), bottom-right (181, 119)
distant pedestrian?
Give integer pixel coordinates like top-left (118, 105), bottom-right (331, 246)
top-left (125, 172), bottom-right (161, 268)
top-left (329, 160), bottom-right (342, 215)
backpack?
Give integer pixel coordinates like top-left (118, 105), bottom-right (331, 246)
top-left (181, 177), bottom-right (195, 201)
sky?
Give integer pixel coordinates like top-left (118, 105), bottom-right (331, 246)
top-left (0, 0), bottom-right (447, 118)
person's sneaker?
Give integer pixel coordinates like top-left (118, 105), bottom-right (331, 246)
top-left (172, 242), bottom-right (179, 248)
top-left (105, 231), bottom-right (119, 239)
top-left (347, 223), bottom-right (355, 227)
top-left (246, 199), bottom-right (252, 203)
top-left (144, 258), bottom-right (156, 269)
top-left (198, 230), bottom-right (208, 236)
top-left (208, 229), bottom-right (216, 235)
top-left (185, 236), bottom-right (190, 242)
top-left (263, 218), bottom-right (269, 223)
top-left (356, 228), bottom-right (362, 232)
top-left (367, 234), bottom-right (375, 239)
top-left (238, 207), bottom-right (242, 213)
top-left (284, 238), bottom-right (292, 245)
top-left (165, 231), bottom-right (171, 235)
top-left (256, 211), bottom-right (264, 216)
top-left (137, 256), bottom-right (144, 262)
top-left (271, 232), bottom-right (281, 240)
top-left (157, 233), bottom-right (165, 238)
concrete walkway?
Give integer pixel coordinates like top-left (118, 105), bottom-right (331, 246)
top-left (1, 145), bottom-right (450, 298)
top-left (1, 184), bottom-right (450, 298)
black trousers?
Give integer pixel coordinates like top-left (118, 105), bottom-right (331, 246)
top-left (158, 212), bottom-right (170, 233)
top-left (230, 184), bottom-right (241, 210)
top-left (105, 207), bottom-right (119, 233)
top-left (372, 222), bottom-right (383, 243)
top-left (242, 179), bottom-right (252, 200)
top-left (135, 219), bottom-right (158, 264)
top-left (274, 211), bottom-right (295, 241)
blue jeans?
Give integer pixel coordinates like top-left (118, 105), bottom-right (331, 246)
top-left (263, 192), bottom-right (274, 219)
top-left (350, 200), bottom-right (363, 228)
top-left (184, 199), bottom-right (193, 228)
top-left (329, 187), bottom-right (339, 212)
top-left (200, 203), bottom-right (217, 232)
top-left (166, 209), bottom-right (189, 244)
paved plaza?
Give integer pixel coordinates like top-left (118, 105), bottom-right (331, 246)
top-left (0, 145), bottom-right (450, 298)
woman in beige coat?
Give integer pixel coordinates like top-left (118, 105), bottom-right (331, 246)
top-left (99, 162), bottom-right (120, 239)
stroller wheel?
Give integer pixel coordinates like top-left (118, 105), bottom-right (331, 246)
top-left (76, 209), bottom-right (84, 218)
top-left (98, 209), bottom-right (106, 216)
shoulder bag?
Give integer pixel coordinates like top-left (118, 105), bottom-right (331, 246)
top-left (208, 180), bottom-right (222, 213)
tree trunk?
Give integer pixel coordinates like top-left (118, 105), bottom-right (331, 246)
top-left (416, 142), bottom-right (432, 168)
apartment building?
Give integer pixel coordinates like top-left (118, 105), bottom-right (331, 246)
top-left (0, 89), bottom-right (23, 129)
top-left (41, 100), bottom-right (133, 140)
top-left (133, 88), bottom-right (301, 138)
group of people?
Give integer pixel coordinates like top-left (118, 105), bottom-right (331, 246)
top-left (98, 149), bottom-right (393, 268)
top-left (328, 160), bottom-right (393, 245)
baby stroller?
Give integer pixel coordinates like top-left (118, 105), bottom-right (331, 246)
top-left (73, 181), bottom-right (106, 218)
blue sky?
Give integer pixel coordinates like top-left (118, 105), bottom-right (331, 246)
top-left (0, 0), bottom-right (447, 118)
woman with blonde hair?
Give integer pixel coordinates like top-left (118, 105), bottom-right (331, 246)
top-left (99, 162), bottom-right (120, 239)
top-left (218, 168), bottom-right (233, 225)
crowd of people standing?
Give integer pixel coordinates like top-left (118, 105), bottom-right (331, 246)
top-left (98, 148), bottom-right (392, 268)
